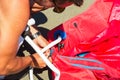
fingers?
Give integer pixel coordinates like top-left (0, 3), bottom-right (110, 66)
top-left (30, 54), bottom-right (46, 68)
top-left (44, 49), bottom-right (50, 56)
top-left (34, 35), bottom-right (52, 57)
top-left (48, 56), bottom-right (52, 63)
top-left (30, 33), bottom-right (52, 68)
top-left (30, 51), bottom-right (52, 69)
top-left (45, 49), bottom-right (52, 63)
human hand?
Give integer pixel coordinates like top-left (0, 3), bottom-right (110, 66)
top-left (30, 53), bottom-right (52, 68)
top-left (29, 25), bottom-right (51, 57)
top-left (28, 24), bottom-right (52, 68)
top-left (30, 36), bottom-right (52, 68)
top-left (33, 34), bottom-right (51, 57)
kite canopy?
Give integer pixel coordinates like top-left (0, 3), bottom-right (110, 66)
top-left (48, 0), bottom-right (120, 79)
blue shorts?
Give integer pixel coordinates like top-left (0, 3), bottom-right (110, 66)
top-left (0, 76), bottom-right (5, 80)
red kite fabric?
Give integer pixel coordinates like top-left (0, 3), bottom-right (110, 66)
top-left (48, 0), bottom-right (120, 79)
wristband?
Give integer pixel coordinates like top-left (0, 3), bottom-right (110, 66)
top-left (31, 31), bottom-right (41, 39)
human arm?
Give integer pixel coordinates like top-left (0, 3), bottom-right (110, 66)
top-left (28, 24), bottom-right (51, 58)
top-left (0, 0), bottom-right (47, 75)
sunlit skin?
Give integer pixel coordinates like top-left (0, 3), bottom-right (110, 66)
top-left (0, 0), bottom-right (83, 76)
top-left (0, 0), bottom-right (52, 75)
